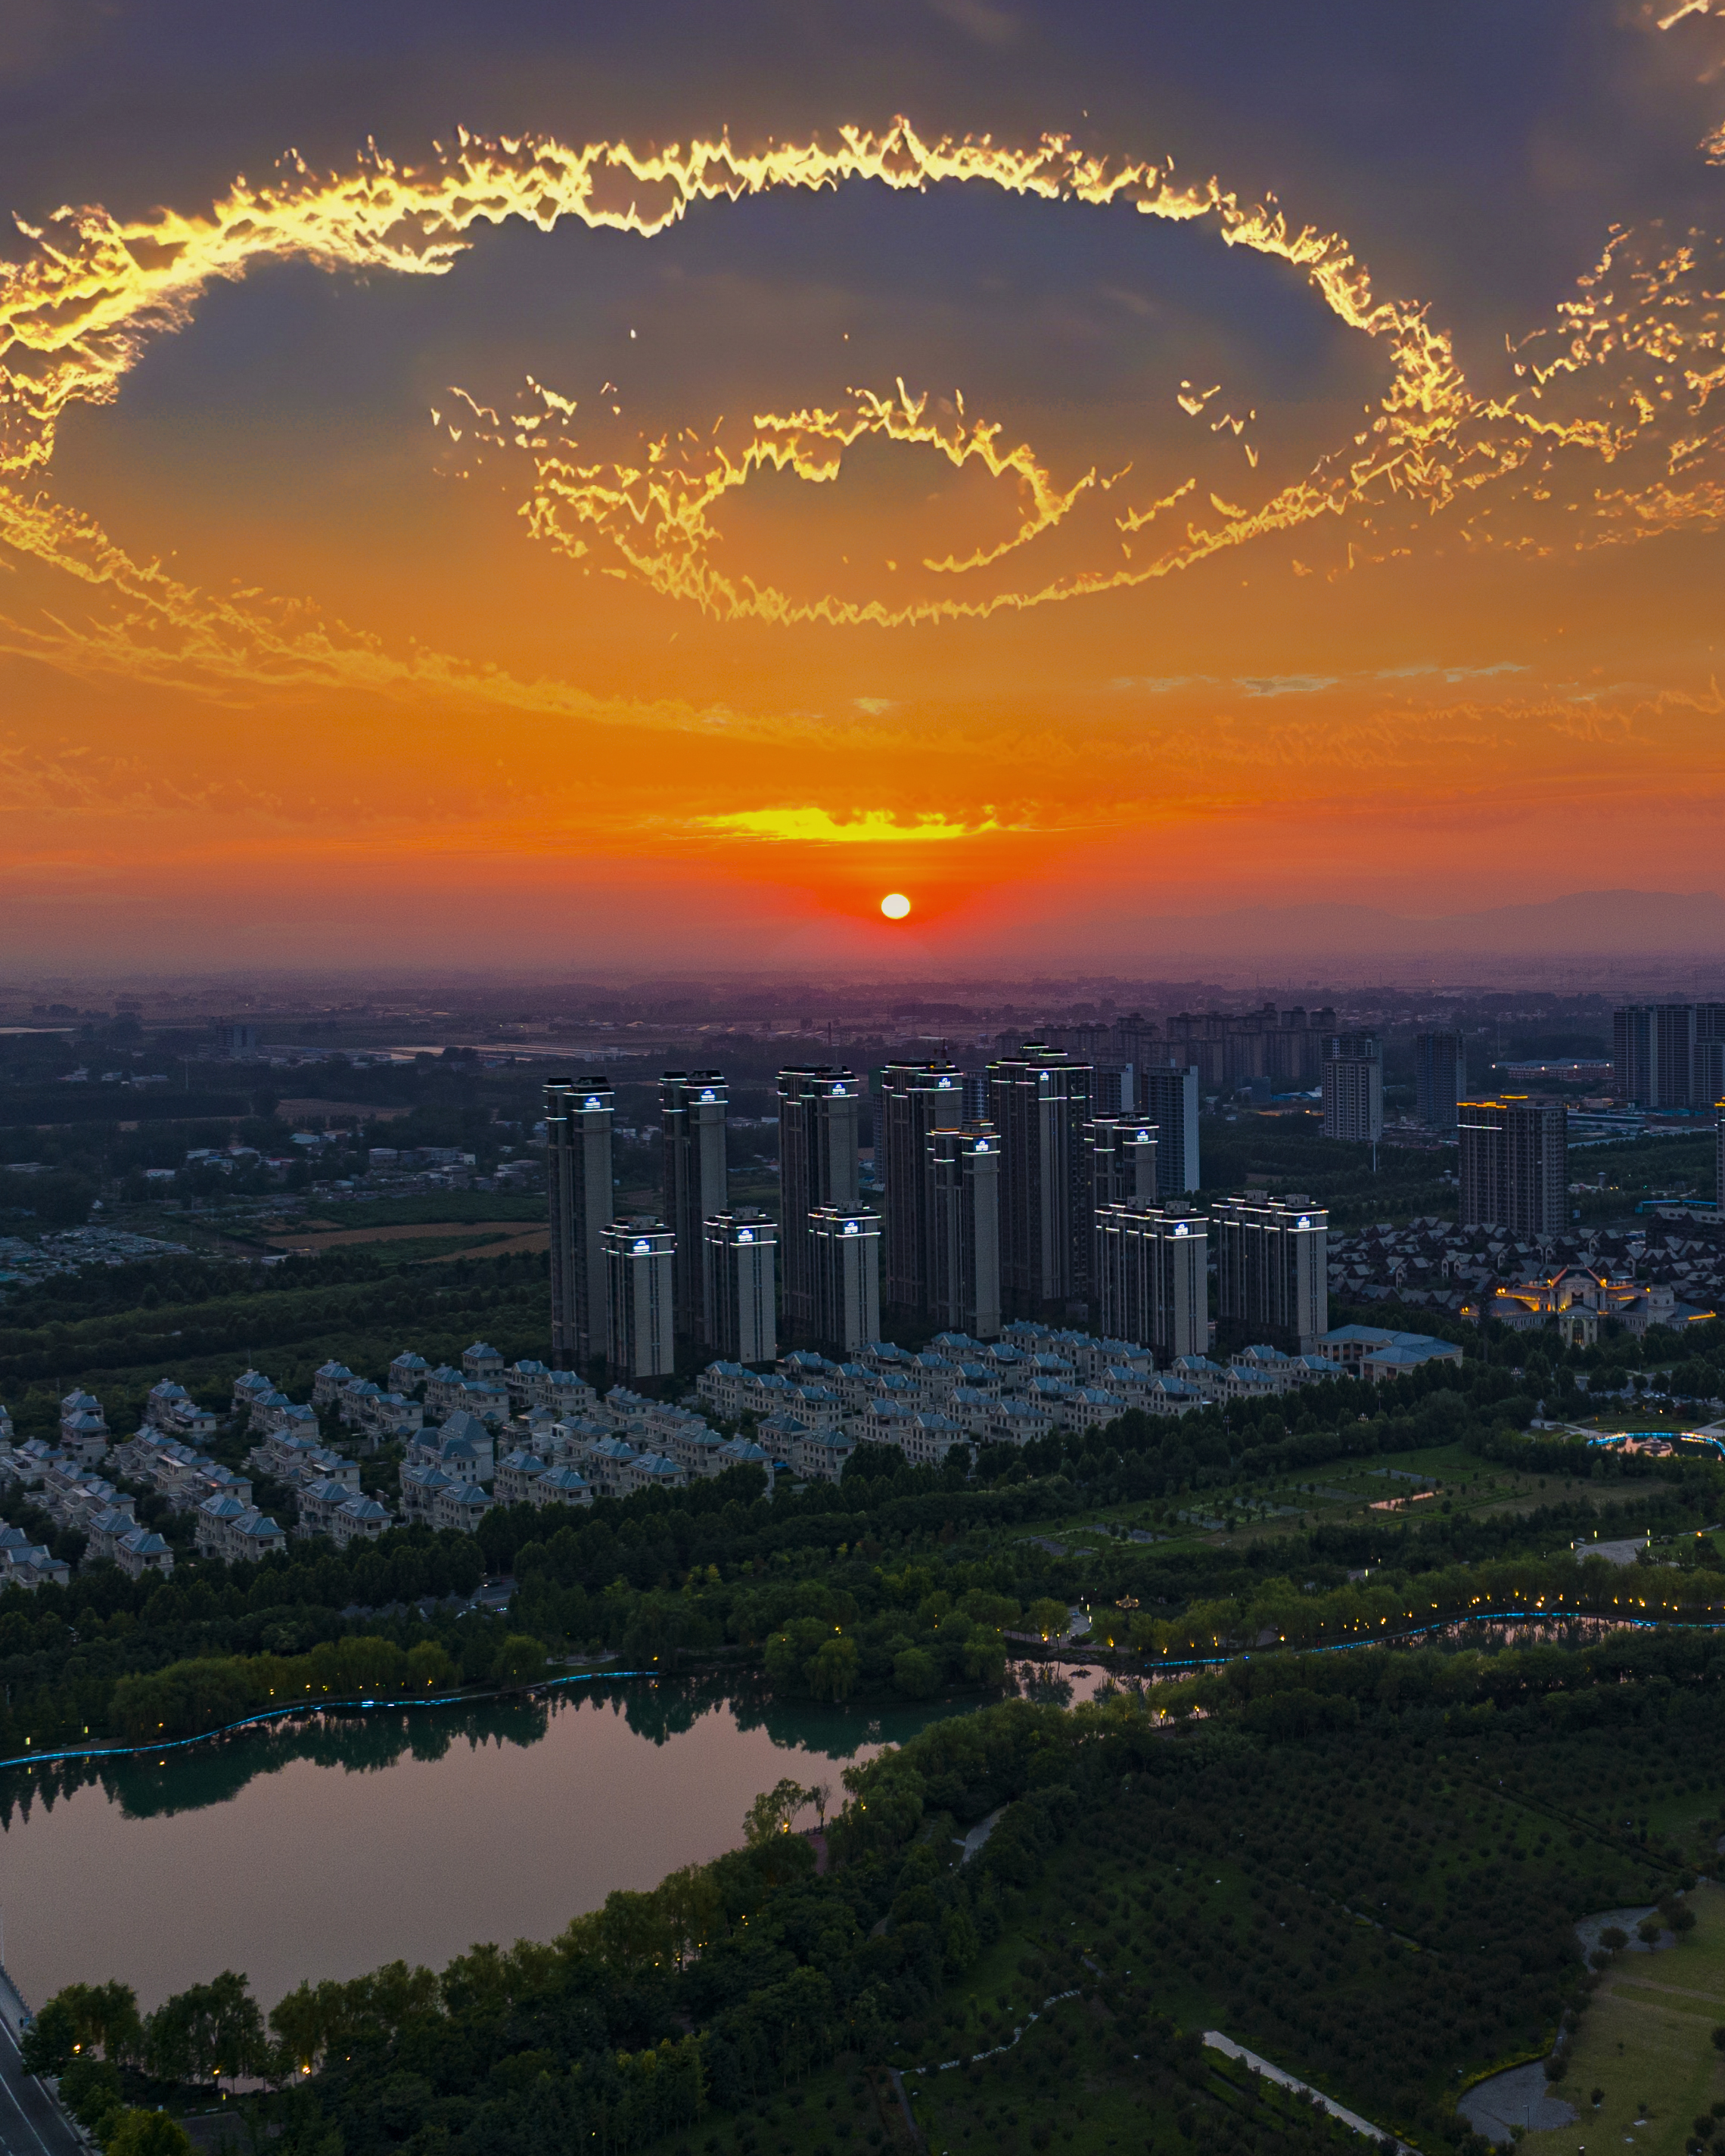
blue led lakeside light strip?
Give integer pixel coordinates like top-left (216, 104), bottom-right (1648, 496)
top-left (0, 1666), bottom-right (657, 1775)
top-left (1118, 1605), bottom-right (1725, 1677)
top-left (14, 1593), bottom-right (1723, 1770)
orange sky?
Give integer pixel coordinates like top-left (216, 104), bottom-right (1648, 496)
top-left (3, 3), bottom-right (1725, 972)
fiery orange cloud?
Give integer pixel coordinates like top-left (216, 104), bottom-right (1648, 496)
top-left (5, 111), bottom-right (1724, 690)
top-left (2, 87), bottom-right (1725, 965)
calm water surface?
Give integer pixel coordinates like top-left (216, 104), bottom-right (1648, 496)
top-left (0, 1667), bottom-right (1096, 2011)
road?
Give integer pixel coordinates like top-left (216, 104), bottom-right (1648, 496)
top-left (1202, 2030), bottom-right (1412, 2154)
top-left (0, 1975), bottom-right (81, 2156)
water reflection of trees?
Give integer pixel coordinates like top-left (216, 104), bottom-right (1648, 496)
top-left (0, 1619), bottom-right (1627, 1834)
top-left (617, 1672), bottom-right (971, 1759)
top-left (0, 1674), bottom-right (963, 1831)
top-left (0, 1692), bottom-right (559, 1828)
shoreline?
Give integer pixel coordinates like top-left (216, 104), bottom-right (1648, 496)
top-left (3, 1602), bottom-right (1712, 1779)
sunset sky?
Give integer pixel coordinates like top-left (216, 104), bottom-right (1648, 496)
top-left (4, 0), bottom-right (1725, 974)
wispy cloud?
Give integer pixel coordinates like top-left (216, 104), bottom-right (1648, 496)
top-left (1108, 675), bottom-right (1213, 694)
top-left (1374, 662), bottom-right (1528, 684)
top-left (1109, 663), bottom-right (1528, 700)
top-left (687, 807), bottom-right (1021, 844)
top-left (1236, 674), bottom-right (1341, 697)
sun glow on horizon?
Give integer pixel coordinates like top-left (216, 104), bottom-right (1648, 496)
top-left (881, 892), bottom-right (912, 919)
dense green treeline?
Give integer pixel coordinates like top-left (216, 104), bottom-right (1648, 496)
top-left (7, 1353), bottom-right (1720, 1754)
top-left (33, 1636), bottom-right (1723, 2155)
top-left (0, 1522), bottom-right (488, 1754)
top-left (0, 1244), bottom-right (548, 1387)
top-left (104, 1633), bottom-right (468, 1740)
top-left (1092, 1544), bottom-right (1725, 1654)
top-left (0, 1247), bottom-right (552, 1442)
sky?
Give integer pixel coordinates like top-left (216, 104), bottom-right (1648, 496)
top-left (3, 0), bottom-right (1725, 976)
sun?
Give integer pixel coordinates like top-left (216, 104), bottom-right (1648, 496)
top-left (880, 892), bottom-right (912, 920)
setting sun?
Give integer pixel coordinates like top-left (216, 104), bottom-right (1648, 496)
top-left (880, 892), bottom-right (912, 920)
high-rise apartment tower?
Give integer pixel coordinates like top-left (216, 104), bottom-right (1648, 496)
top-left (808, 1207), bottom-right (881, 1355)
top-left (1613, 1005), bottom-right (1725, 1109)
top-left (1136, 1064), bottom-right (1201, 1194)
top-left (660, 1071), bottom-right (729, 1343)
top-left (1459, 1098), bottom-right (1568, 1236)
top-left (1211, 1195), bottom-right (1329, 1352)
top-left (878, 1060), bottom-right (961, 1319)
top-left (927, 1125), bottom-right (1002, 1341)
top-left (1415, 1031), bottom-right (1468, 1132)
top-left (545, 1079), bottom-right (614, 1368)
top-left (603, 1221), bottom-right (676, 1380)
top-left (777, 1068), bottom-right (860, 1336)
top-left (1321, 1035), bottom-right (1384, 1144)
top-left (702, 1213), bottom-right (778, 1366)
top-left (1095, 1204), bottom-right (1208, 1361)
top-left (987, 1044), bottom-right (1093, 1317)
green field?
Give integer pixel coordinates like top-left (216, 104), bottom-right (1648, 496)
top-left (1531, 1882), bottom-right (1725, 2156)
top-left (1015, 1441), bottom-right (1610, 1566)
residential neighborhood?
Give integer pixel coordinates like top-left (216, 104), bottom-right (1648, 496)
top-left (0, 1308), bottom-right (1472, 1588)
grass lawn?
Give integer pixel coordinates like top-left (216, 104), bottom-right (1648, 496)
top-left (1018, 1443), bottom-right (1608, 1563)
top-left (1528, 1881), bottom-right (1725, 2156)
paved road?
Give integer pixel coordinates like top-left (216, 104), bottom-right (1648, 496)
top-left (0, 1976), bottom-right (80, 2156)
top-left (1203, 2030), bottom-right (1412, 2154)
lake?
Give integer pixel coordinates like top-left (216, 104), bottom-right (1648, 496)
top-left (0, 1663), bottom-right (1099, 2012)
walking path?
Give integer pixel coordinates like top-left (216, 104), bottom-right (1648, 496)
top-left (1201, 2030), bottom-right (1414, 2154)
top-left (906, 1989), bottom-right (1083, 2081)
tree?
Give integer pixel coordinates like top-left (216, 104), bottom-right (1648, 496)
top-left (58, 2056), bottom-right (123, 2130)
top-left (51, 1980), bottom-right (144, 2066)
top-left (894, 1648), bottom-right (940, 1699)
top-left (1600, 1926), bottom-right (1629, 1953)
top-left (19, 1995), bottom-right (77, 2077)
top-left (143, 1973), bottom-right (268, 2086)
top-left (1027, 1599), bottom-right (1069, 1643)
top-left (490, 1634), bottom-right (548, 1685)
top-left (743, 1778), bottom-right (810, 1847)
top-left (404, 1639), bottom-right (456, 1692)
top-left (807, 1782), bottom-right (832, 1829)
top-left (267, 1982), bottom-right (328, 2079)
top-left (657, 1864), bottom-right (723, 1971)
top-left (103, 2112), bottom-right (194, 2156)
top-left (807, 1634), bottom-right (859, 1702)
top-left (963, 1631), bottom-right (1008, 1685)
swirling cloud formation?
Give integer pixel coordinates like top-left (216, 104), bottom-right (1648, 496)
top-left (3, 107), bottom-right (1723, 690)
